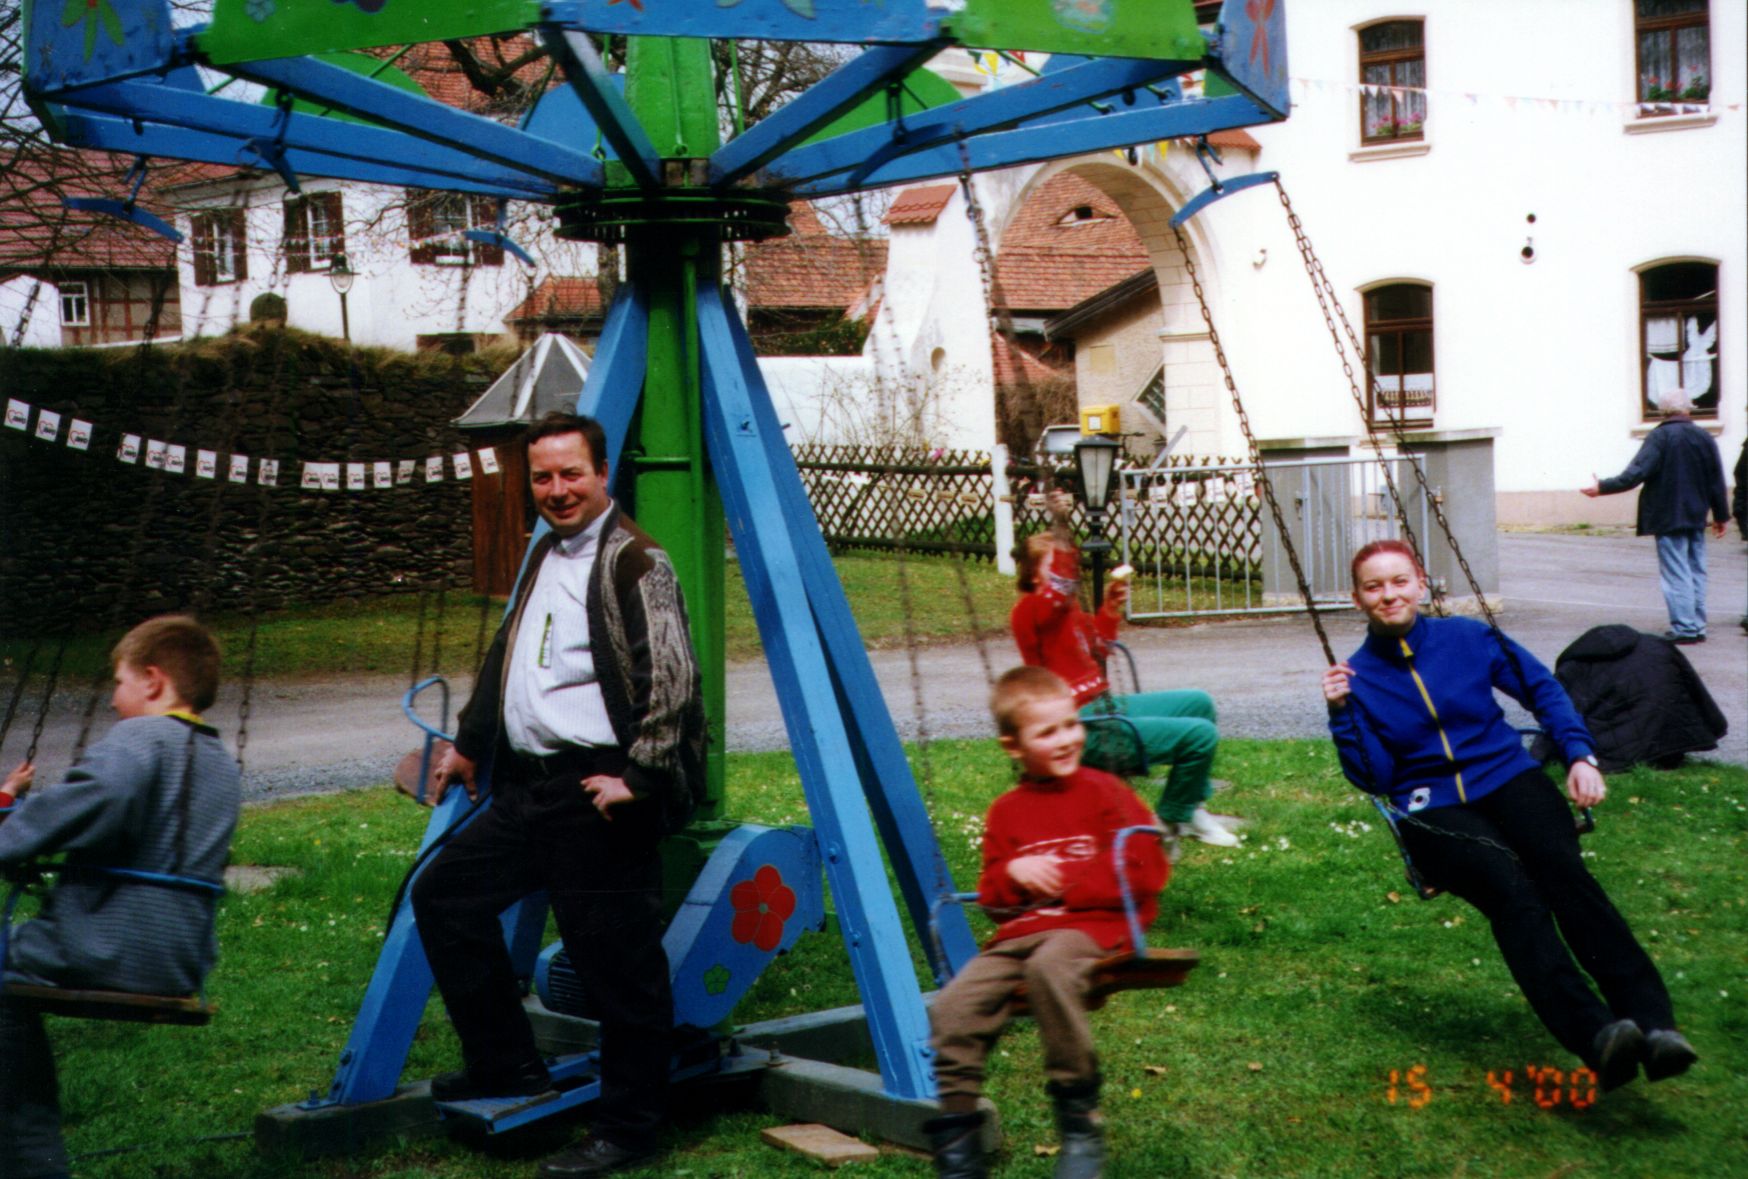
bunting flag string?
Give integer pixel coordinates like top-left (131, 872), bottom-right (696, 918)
top-left (4, 395), bottom-right (499, 494)
top-left (1287, 75), bottom-right (1742, 117)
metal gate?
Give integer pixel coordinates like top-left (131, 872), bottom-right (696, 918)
top-left (1117, 454), bottom-right (1431, 619)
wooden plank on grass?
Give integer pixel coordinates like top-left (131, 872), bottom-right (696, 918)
top-left (760, 1123), bottom-right (881, 1166)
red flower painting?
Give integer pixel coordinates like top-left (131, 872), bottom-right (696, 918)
top-left (730, 864), bottom-right (796, 953)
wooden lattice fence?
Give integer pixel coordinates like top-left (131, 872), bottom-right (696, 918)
top-left (791, 444), bottom-right (1262, 578)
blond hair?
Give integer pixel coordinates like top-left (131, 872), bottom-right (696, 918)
top-left (990, 666), bottom-right (1073, 736)
top-left (111, 615), bottom-right (222, 711)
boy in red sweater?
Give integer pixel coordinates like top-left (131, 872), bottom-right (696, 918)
top-left (925, 667), bottom-right (1169, 1179)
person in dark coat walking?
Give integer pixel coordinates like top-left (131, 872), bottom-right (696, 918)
top-left (1582, 387), bottom-right (1730, 644)
top-left (1734, 438), bottom-right (1746, 634)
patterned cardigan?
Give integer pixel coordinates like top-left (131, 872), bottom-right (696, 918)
top-left (455, 504), bottom-right (707, 834)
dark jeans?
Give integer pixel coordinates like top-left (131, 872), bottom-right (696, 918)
top-left (1401, 769), bottom-right (1675, 1061)
top-left (411, 748), bottom-right (672, 1149)
top-left (0, 991), bottom-right (69, 1179)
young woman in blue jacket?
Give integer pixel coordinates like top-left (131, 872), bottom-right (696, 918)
top-left (1321, 539), bottom-right (1696, 1093)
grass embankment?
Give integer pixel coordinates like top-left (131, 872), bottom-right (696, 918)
top-left (43, 744), bottom-right (1748, 1178)
top-left (0, 552), bottom-right (1018, 688)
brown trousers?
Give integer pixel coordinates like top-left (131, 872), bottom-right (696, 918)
top-left (930, 928), bottom-right (1105, 1105)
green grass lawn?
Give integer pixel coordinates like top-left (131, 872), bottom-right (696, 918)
top-left (0, 552), bottom-right (1019, 688)
top-left (37, 741), bottom-right (1746, 1178)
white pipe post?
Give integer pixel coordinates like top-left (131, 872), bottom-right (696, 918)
top-left (992, 442), bottom-right (1015, 576)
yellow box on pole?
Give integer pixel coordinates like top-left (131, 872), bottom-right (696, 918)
top-left (1080, 404), bottom-right (1120, 436)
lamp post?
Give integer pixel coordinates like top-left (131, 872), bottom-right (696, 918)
top-left (1073, 434), bottom-right (1119, 606)
top-left (327, 252), bottom-right (355, 343)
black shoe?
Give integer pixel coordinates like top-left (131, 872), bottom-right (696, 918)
top-left (429, 1060), bottom-right (553, 1103)
top-left (1592, 1019), bottom-right (1646, 1092)
top-left (538, 1136), bottom-right (657, 1177)
top-left (923, 1111), bottom-right (987, 1179)
top-left (1643, 1029), bottom-right (1699, 1081)
top-left (1662, 630), bottom-right (1706, 645)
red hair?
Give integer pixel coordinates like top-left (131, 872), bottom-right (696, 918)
top-left (1350, 539), bottom-right (1424, 587)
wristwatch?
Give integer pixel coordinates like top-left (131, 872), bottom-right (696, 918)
top-left (1571, 754), bottom-right (1600, 770)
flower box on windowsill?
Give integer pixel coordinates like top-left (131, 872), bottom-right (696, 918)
top-left (1624, 104), bottom-right (1717, 134)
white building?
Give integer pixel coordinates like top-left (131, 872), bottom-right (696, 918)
top-left (858, 4), bottom-right (1742, 525)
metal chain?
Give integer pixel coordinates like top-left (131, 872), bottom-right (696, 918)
top-left (0, 642), bottom-right (42, 755)
top-left (1272, 182), bottom-right (1437, 609)
top-left (1273, 181), bottom-right (1521, 628)
top-left (1170, 222), bottom-right (1335, 666)
top-left (24, 637), bottom-right (69, 764)
top-left (408, 589), bottom-right (430, 691)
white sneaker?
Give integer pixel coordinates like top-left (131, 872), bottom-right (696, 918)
top-left (1187, 807), bottom-right (1241, 847)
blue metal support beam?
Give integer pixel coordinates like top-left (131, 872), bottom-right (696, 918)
top-left (790, 93), bottom-right (1276, 197)
top-left (760, 55), bottom-right (1198, 188)
top-left (232, 54), bottom-right (604, 189)
top-left (696, 285), bottom-right (940, 1099)
top-left (52, 112), bottom-right (554, 198)
top-left (538, 27), bottom-right (663, 190)
top-left (1170, 171), bottom-right (1280, 228)
top-left (708, 40), bottom-right (948, 189)
top-left (708, 289), bottom-right (978, 986)
top-left (55, 81), bottom-right (560, 196)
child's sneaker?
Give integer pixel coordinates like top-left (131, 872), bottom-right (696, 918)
top-left (1186, 807), bottom-right (1240, 847)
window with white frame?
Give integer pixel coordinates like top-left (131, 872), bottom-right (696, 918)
top-left (191, 208), bottom-right (247, 286)
top-left (284, 192), bottom-right (345, 272)
top-left (1364, 283), bottom-right (1435, 425)
top-left (1635, 0), bottom-right (1710, 115)
top-left (406, 191), bottom-right (503, 267)
top-left (1639, 262), bottom-right (1718, 418)
top-left (59, 280), bottom-right (89, 326)
top-left (1359, 20), bottom-right (1426, 143)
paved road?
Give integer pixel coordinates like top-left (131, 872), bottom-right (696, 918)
top-left (10, 531), bottom-right (1744, 801)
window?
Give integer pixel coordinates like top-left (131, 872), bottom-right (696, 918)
top-left (1635, 0), bottom-right (1709, 114)
top-left (58, 280), bottom-right (89, 326)
top-left (1364, 283), bottom-right (1435, 425)
top-left (407, 192), bottom-right (503, 267)
top-left (1639, 262), bottom-right (1718, 418)
top-left (191, 208), bottom-right (247, 286)
top-left (284, 192), bottom-right (345, 273)
top-left (1359, 21), bottom-right (1426, 143)
top-left (1136, 363), bottom-right (1166, 424)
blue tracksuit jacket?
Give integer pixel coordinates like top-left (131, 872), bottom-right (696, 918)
top-left (1327, 616), bottom-right (1596, 813)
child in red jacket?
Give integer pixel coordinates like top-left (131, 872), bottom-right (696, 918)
top-left (925, 667), bottom-right (1169, 1179)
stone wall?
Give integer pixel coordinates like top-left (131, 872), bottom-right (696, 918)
top-left (0, 328), bottom-right (513, 634)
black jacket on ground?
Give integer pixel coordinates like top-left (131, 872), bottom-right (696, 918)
top-left (1531, 625), bottom-right (1727, 772)
top-left (1597, 415), bottom-right (1730, 536)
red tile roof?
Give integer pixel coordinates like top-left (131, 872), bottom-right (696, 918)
top-left (993, 173), bottom-right (1149, 313)
top-left (991, 333), bottom-right (1070, 388)
top-left (0, 150), bottom-right (196, 271)
top-left (743, 202), bottom-right (888, 312)
top-left (505, 276), bottom-right (608, 323)
top-left (885, 184), bottom-right (957, 226)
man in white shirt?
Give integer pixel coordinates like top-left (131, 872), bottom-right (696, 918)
top-left (414, 413), bottom-right (705, 1177)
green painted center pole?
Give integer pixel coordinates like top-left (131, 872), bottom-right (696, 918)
top-left (622, 36), bottom-right (727, 821)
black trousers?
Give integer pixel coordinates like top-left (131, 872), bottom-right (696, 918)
top-left (0, 991), bottom-right (68, 1179)
top-left (1400, 769), bottom-right (1675, 1062)
top-left (411, 747), bottom-right (672, 1149)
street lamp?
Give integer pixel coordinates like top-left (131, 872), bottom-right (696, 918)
top-left (1073, 433), bottom-right (1120, 605)
top-left (327, 251), bottom-right (355, 343)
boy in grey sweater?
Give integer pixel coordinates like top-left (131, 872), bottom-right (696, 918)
top-left (0, 616), bottom-right (240, 1179)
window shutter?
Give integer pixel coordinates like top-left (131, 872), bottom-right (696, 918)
top-left (408, 190), bottom-right (437, 265)
top-left (469, 196), bottom-right (504, 267)
top-left (284, 198), bottom-right (310, 274)
top-left (227, 208), bottom-right (248, 282)
top-left (192, 214), bottom-right (215, 286)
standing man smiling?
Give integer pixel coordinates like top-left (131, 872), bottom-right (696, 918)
top-left (413, 411), bottom-right (706, 1177)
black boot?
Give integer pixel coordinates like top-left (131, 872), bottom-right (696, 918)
top-left (1047, 1077), bottom-right (1104, 1179)
top-left (923, 1110), bottom-right (987, 1179)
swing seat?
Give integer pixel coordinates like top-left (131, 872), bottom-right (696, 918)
top-left (1010, 947), bottom-right (1200, 1017)
top-left (1, 981), bottom-right (212, 1026)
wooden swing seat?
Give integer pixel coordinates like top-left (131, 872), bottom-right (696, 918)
top-left (2, 981), bottom-right (212, 1026)
top-left (1010, 947), bottom-right (1200, 1017)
